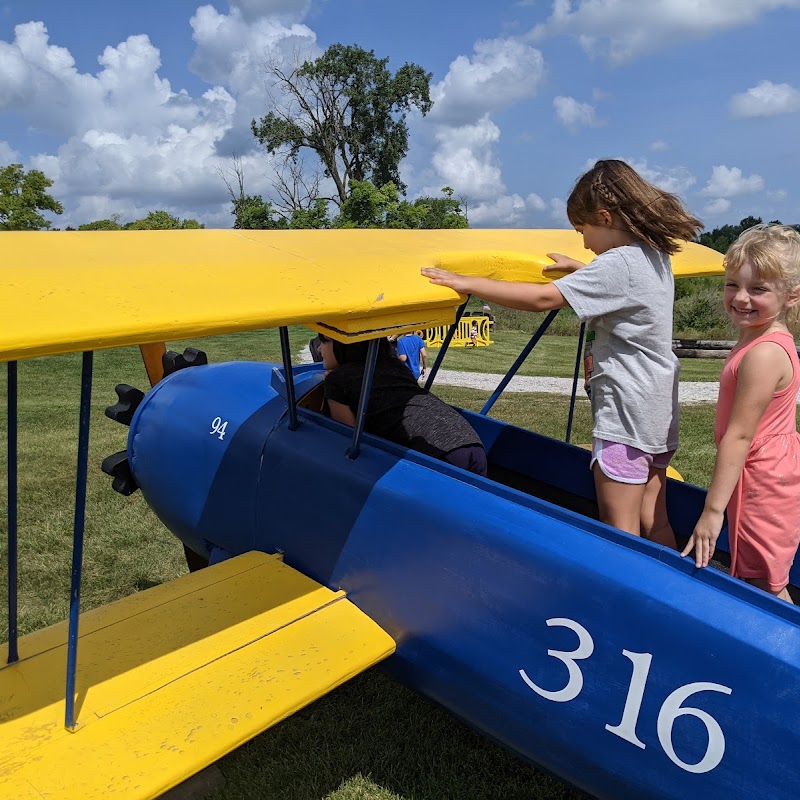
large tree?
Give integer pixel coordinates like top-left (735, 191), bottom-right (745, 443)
top-left (124, 210), bottom-right (204, 229)
top-left (219, 157), bottom-right (290, 229)
top-left (697, 216), bottom-right (765, 254)
top-left (75, 211), bottom-right (203, 230)
top-left (334, 181), bottom-right (468, 229)
top-left (0, 164), bottom-right (63, 230)
top-left (251, 44), bottom-right (432, 206)
top-left (78, 214), bottom-right (123, 231)
top-left (410, 186), bottom-right (469, 230)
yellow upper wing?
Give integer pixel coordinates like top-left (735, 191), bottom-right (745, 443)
top-left (1, 229), bottom-right (723, 361)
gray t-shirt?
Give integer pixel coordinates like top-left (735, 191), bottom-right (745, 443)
top-left (555, 243), bottom-right (679, 454)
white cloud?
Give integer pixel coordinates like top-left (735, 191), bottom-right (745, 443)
top-left (229, 0), bottom-right (311, 22)
top-left (430, 37), bottom-right (545, 125)
top-left (649, 140), bottom-right (669, 152)
top-left (431, 116), bottom-right (505, 200)
top-left (704, 198), bottom-right (731, 215)
top-left (423, 36), bottom-right (547, 208)
top-left (189, 4), bottom-right (317, 91)
top-left (570, 156), bottom-right (696, 200)
top-left (531, 0), bottom-right (800, 64)
top-left (0, 9), bottom-right (322, 227)
top-left (466, 192), bottom-right (547, 227)
top-left (549, 197), bottom-right (567, 225)
top-left (730, 80), bottom-right (800, 118)
top-left (526, 192), bottom-right (547, 212)
top-left (701, 165), bottom-right (764, 197)
top-left (553, 96), bottom-right (602, 131)
top-left (188, 3), bottom-right (318, 155)
top-left (625, 158), bottom-right (696, 195)
top-left (0, 23), bottom-right (191, 138)
top-left (0, 140), bottom-right (20, 163)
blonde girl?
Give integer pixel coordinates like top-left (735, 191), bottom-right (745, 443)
top-left (422, 159), bottom-right (703, 545)
top-left (682, 224), bottom-right (800, 602)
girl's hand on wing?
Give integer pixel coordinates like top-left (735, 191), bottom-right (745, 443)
top-left (544, 253), bottom-right (586, 275)
top-left (681, 509), bottom-right (723, 568)
top-left (421, 267), bottom-right (471, 293)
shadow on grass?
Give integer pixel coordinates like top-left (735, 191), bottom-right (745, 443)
top-left (133, 577), bottom-right (163, 591)
top-left (211, 669), bottom-right (590, 800)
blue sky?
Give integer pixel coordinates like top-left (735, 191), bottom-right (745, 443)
top-left (1, 0), bottom-right (799, 230)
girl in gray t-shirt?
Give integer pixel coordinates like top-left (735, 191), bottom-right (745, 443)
top-left (422, 159), bottom-right (703, 548)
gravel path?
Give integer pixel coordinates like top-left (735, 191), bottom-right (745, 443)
top-left (299, 345), bottom-right (720, 402)
top-left (426, 369), bottom-right (724, 403)
top-left (299, 345), bottom-right (800, 404)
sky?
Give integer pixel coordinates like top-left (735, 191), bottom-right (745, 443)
top-left (1, 0), bottom-right (799, 231)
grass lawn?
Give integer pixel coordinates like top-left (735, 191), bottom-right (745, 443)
top-left (1, 328), bottom-right (724, 800)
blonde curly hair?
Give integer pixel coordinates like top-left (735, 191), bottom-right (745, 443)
top-left (725, 224), bottom-right (800, 333)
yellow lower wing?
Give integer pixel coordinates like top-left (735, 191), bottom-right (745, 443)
top-left (0, 551), bottom-right (395, 799)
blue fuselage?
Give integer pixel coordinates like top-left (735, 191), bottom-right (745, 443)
top-left (127, 361), bottom-right (800, 800)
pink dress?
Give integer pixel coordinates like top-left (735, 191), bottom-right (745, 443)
top-left (715, 330), bottom-right (800, 591)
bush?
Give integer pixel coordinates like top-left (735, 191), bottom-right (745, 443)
top-left (478, 281), bottom-right (734, 340)
top-left (477, 305), bottom-right (580, 335)
top-left (674, 275), bottom-right (723, 300)
top-left (673, 289), bottom-right (733, 338)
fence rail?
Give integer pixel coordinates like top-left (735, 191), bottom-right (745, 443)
top-left (672, 339), bottom-right (735, 359)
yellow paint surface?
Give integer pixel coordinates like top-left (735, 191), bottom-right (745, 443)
top-left (1, 229), bottom-right (723, 360)
top-left (0, 551), bottom-right (395, 799)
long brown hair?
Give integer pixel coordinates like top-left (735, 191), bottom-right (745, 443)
top-left (566, 159), bottom-right (703, 255)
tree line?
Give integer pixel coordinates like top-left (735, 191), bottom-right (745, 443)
top-left (0, 164), bottom-right (205, 230)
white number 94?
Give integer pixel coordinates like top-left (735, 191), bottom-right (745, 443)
top-left (210, 417), bottom-right (228, 441)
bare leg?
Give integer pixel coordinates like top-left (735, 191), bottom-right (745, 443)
top-left (640, 467), bottom-right (677, 549)
top-left (593, 463), bottom-right (646, 536)
top-left (745, 577), bottom-right (795, 604)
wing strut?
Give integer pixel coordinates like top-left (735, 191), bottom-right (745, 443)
top-left (348, 338), bottom-right (380, 460)
top-left (566, 321), bottom-right (586, 444)
top-left (424, 297), bottom-right (470, 391)
top-left (278, 327), bottom-right (299, 431)
top-left (6, 362), bottom-right (19, 664)
top-left (64, 351), bottom-right (94, 729)
top-left (479, 310), bottom-right (560, 417)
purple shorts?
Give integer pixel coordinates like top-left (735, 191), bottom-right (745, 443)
top-left (591, 438), bottom-right (674, 485)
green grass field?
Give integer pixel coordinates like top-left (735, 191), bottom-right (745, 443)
top-left (0, 329), bottom-right (725, 799)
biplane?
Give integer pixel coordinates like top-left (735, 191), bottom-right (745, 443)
top-left (2, 229), bottom-right (799, 800)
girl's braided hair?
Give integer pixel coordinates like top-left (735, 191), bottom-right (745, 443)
top-left (566, 159), bottom-right (703, 255)
top-left (725, 223), bottom-right (800, 334)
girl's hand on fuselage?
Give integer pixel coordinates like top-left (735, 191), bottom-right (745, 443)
top-left (421, 267), bottom-right (472, 293)
top-left (544, 253), bottom-right (586, 275)
top-left (681, 509), bottom-right (724, 568)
